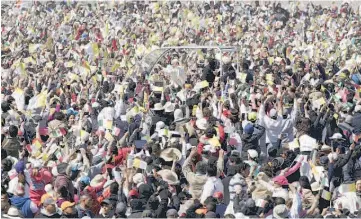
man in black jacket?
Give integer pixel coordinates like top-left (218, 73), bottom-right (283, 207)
top-left (329, 142), bottom-right (355, 189)
top-left (241, 123), bottom-right (266, 158)
top-left (201, 58), bottom-right (217, 85)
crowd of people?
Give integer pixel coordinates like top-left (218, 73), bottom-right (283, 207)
top-left (2, 0), bottom-right (361, 218)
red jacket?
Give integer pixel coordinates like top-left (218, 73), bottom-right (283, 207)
top-left (102, 147), bottom-right (132, 173)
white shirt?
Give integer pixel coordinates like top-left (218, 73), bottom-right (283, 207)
top-left (200, 176), bottom-right (224, 204)
top-left (299, 134), bottom-right (318, 152)
top-left (258, 103), bottom-right (298, 144)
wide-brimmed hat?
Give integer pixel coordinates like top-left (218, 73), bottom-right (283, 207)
top-left (157, 169), bottom-right (179, 185)
top-left (90, 174), bottom-right (105, 187)
top-left (160, 148), bottom-right (182, 162)
top-left (152, 103), bottom-right (164, 111)
top-left (164, 102), bottom-right (176, 113)
top-left (273, 204), bottom-right (289, 219)
top-left (174, 109), bottom-right (184, 122)
top-left (132, 173), bottom-right (144, 185)
top-left (3, 207), bottom-right (22, 219)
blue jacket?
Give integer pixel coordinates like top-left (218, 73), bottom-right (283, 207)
top-left (10, 196), bottom-right (34, 218)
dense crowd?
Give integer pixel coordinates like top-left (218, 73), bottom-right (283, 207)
top-left (1, 1), bottom-right (361, 218)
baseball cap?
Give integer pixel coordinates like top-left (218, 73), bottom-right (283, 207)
top-left (101, 199), bottom-right (112, 206)
top-left (129, 189), bottom-right (139, 198)
top-left (244, 123), bottom-right (254, 135)
top-left (247, 149), bottom-right (259, 159)
top-left (61, 201), bottom-right (75, 211)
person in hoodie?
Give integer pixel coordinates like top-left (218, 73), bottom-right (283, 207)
top-left (10, 183), bottom-right (38, 218)
top-left (54, 163), bottom-right (74, 201)
top-left (35, 196), bottom-right (62, 218)
top-left (241, 123), bottom-right (265, 158)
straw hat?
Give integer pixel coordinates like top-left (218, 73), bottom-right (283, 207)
top-left (157, 169), bottom-right (179, 185)
top-left (164, 102), bottom-right (176, 113)
top-left (160, 148), bottom-right (182, 162)
top-left (90, 174), bottom-right (105, 187)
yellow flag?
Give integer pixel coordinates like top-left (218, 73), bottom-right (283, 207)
top-left (91, 43), bottom-right (99, 57)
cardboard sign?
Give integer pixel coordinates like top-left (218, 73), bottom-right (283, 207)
top-left (133, 158), bottom-right (147, 170)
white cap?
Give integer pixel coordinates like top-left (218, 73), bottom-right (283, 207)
top-left (155, 121), bottom-right (165, 131)
top-left (329, 133), bottom-right (343, 140)
top-left (247, 149), bottom-right (258, 159)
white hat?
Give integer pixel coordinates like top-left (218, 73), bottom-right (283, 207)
top-left (273, 204), bottom-right (289, 219)
top-left (132, 173), bottom-right (144, 186)
top-left (3, 207), bottom-right (22, 219)
top-left (164, 102), bottom-right (175, 113)
top-left (152, 103), bottom-right (164, 111)
top-left (247, 149), bottom-right (259, 159)
top-left (155, 121), bottom-right (165, 132)
top-left (329, 133), bottom-right (344, 140)
top-left (270, 108), bottom-right (278, 118)
top-left (157, 169), bottom-right (179, 185)
top-left (196, 118), bottom-right (208, 130)
top-left (355, 105), bottom-right (361, 112)
top-left (32, 159), bottom-right (43, 169)
top-left (160, 147), bottom-right (182, 161)
top-left (311, 182), bottom-right (322, 191)
top-left (45, 184), bottom-right (55, 197)
top-left (174, 109), bottom-right (184, 122)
